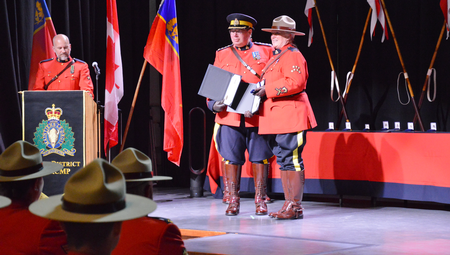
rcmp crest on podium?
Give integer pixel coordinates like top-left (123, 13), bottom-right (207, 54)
top-left (21, 91), bottom-right (97, 196)
top-left (33, 104), bottom-right (76, 157)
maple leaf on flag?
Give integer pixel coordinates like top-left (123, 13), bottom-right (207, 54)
top-left (104, 0), bottom-right (124, 153)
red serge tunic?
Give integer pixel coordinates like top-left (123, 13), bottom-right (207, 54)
top-left (208, 42), bottom-right (272, 127)
top-left (112, 216), bottom-right (186, 255)
top-left (0, 202), bottom-right (68, 254)
top-left (258, 44), bottom-right (317, 135)
top-left (33, 57), bottom-right (94, 98)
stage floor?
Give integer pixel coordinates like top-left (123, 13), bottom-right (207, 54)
top-left (151, 187), bottom-right (450, 255)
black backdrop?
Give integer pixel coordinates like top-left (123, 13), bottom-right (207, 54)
top-left (1, 0), bottom-right (450, 187)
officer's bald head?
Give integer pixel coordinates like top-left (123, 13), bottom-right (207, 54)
top-left (53, 34), bottom-right (71, 61)
top-left (53, 34), bottom-right (70, 45)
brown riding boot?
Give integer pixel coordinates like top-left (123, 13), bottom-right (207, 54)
top-left (263, 164), bottom-right (273, 204)
top-left (275, 170), bottom-right (305, 220)
top-left (269, 170), bottom-right (289, 218)
top-left (225, 164), bottom-right (241, 216)
top-left (221, 161), bottom-right (230, 204)
top-left (252, 163), bottom-right (268, 215)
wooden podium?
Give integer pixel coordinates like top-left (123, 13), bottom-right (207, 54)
top-left (21, 91), bottom-right (98, 195)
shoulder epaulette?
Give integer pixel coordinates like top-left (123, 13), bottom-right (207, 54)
top-left (254, 42), bottom-right (272, 47)
top-left (288, 47), bottom-right (299, 52)
top-left (40, 58), bottom-right (53, 63)
top-left (147, 216), bottom-right (173, 224)
top-left (217, 44), bottom-right (233, 52)
top-left (73, 58), bottom-right (86, 64)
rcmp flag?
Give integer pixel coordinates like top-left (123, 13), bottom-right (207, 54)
top-left (143, 0), bottom-right (184, 166)
top-left (28, 0), bottom-right (56, 90)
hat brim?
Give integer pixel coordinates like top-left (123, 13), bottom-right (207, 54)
top-left (0, 162), bottom-right (63, 182)
top-left (126, 176), bottom-right (173, 182)
top-left (29, 193), bottom-right (157, 223)
top-left (261, 28), bottom-right (305, 36)
top-left (0, 195), bottom-right (11, 208)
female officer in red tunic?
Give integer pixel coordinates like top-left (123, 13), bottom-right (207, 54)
top-left (254, 15), bottom-right (317, 220)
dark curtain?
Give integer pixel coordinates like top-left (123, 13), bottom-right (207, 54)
top-left (1, 0), bottom-right (449, 186)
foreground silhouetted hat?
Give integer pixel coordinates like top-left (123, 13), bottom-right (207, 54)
top-left (0, 195), bottom-right (11, 208)
top-left (29, 158), bottom-right (157, 223)
top-left (262, 15), bottom-right (305, 36)
top-left (112, 148), bottom-right (172, 182)
top-left (0, 140), bottom-right (63, 182)
top-left (227, 13), bottom-right (257, 30)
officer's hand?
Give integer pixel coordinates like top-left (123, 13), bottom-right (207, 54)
top-left (213, 100), bottom-right (226, 112)
top-left (253, 86), bottom-right (266, 97)
top-left (244, 111), bottom-right (253, 118)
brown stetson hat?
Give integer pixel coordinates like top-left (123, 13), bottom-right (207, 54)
top-left (0, 140), bottom-right (63, 182)
top-left (29, 158), bottom-right (157, 223)
top-left (262, 15), bottom-right (305, 36)
top-left (0, 195), bottom-right (11, 208)
top-left (112, 148), bottom-right (172, 182)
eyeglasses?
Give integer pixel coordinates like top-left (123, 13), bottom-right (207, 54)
top-left (229, 29), bottom-right (247, 34)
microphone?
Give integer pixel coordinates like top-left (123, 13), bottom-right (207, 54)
top-left (92, 62), bottom-right (100, 75)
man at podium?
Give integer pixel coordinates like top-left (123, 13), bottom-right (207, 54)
top-left (32, 34), bottom-right (94, 98)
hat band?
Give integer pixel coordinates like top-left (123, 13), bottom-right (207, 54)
top-left (0, 163), bottom-right (43, 177)
top-left (230, 20), bottom-right (253, 28)
top-left (123, 171), bottom-right (154, 180)
top-left (62, 197), bottom-right (126, 214)
top-left (271, 26), bottom-right (296, 31)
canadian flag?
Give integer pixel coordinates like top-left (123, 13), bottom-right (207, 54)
top-left (367, 0), bottom-right (388, 42)
top-left (304, 0), bottom-right (315, 47)
top-left (104, 0), bottom-right (124, 153)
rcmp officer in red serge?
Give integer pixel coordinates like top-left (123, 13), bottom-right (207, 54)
top-left (254, 15), bottom-right (317, 220)
top-left (111, 148), bottom-right (187, 255)
top-left (33, 34), bottom-right (94, 98)
top-left (207, 13), bottom-right (274, 216)
top-left (0, 141), bottom-right (67, 254)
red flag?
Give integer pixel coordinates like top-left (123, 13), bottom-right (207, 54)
top-left (143, 0), bottom-right (183, 166)
top-left (440, 0), bottom-right (450, 39)
top-left (367, 0), bottom-right (389, 42)
top-left (28, 0), bottom-right (56, 90)
top-left (304, 0), bottom-right (315, 47)
top-left (206, 138), bottom-right (221, 195)
top-left (104, 0), bottom-right (124, 153)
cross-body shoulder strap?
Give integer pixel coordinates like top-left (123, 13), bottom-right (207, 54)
top-left (230, 46), bottom-right (261, 79)
top-left (260, 49), bottom-right (289, 80)
top-left (44, 59), bottom-right (75, 90)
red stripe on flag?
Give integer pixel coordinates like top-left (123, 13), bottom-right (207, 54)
top-left (105, 0), bottom-right (124, 154)
top-left (441, 0), bottom-right (449, 32)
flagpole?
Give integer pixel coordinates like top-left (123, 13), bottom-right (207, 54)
top-left (313, 0), bottom-right (349, 125)
top-left (337, 8), bottom-right (372, 128)
top-left (120, 60), bottom-right (148, 152)
top-left (413, 21), bottom-right (446, 124)
top-left (379, 0), bottom-right (424, 131)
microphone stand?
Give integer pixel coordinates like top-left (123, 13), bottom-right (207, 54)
top-left (94, 69), bottom-right (102, 159)
top-left (95, 72), bottom-right (99, 106)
